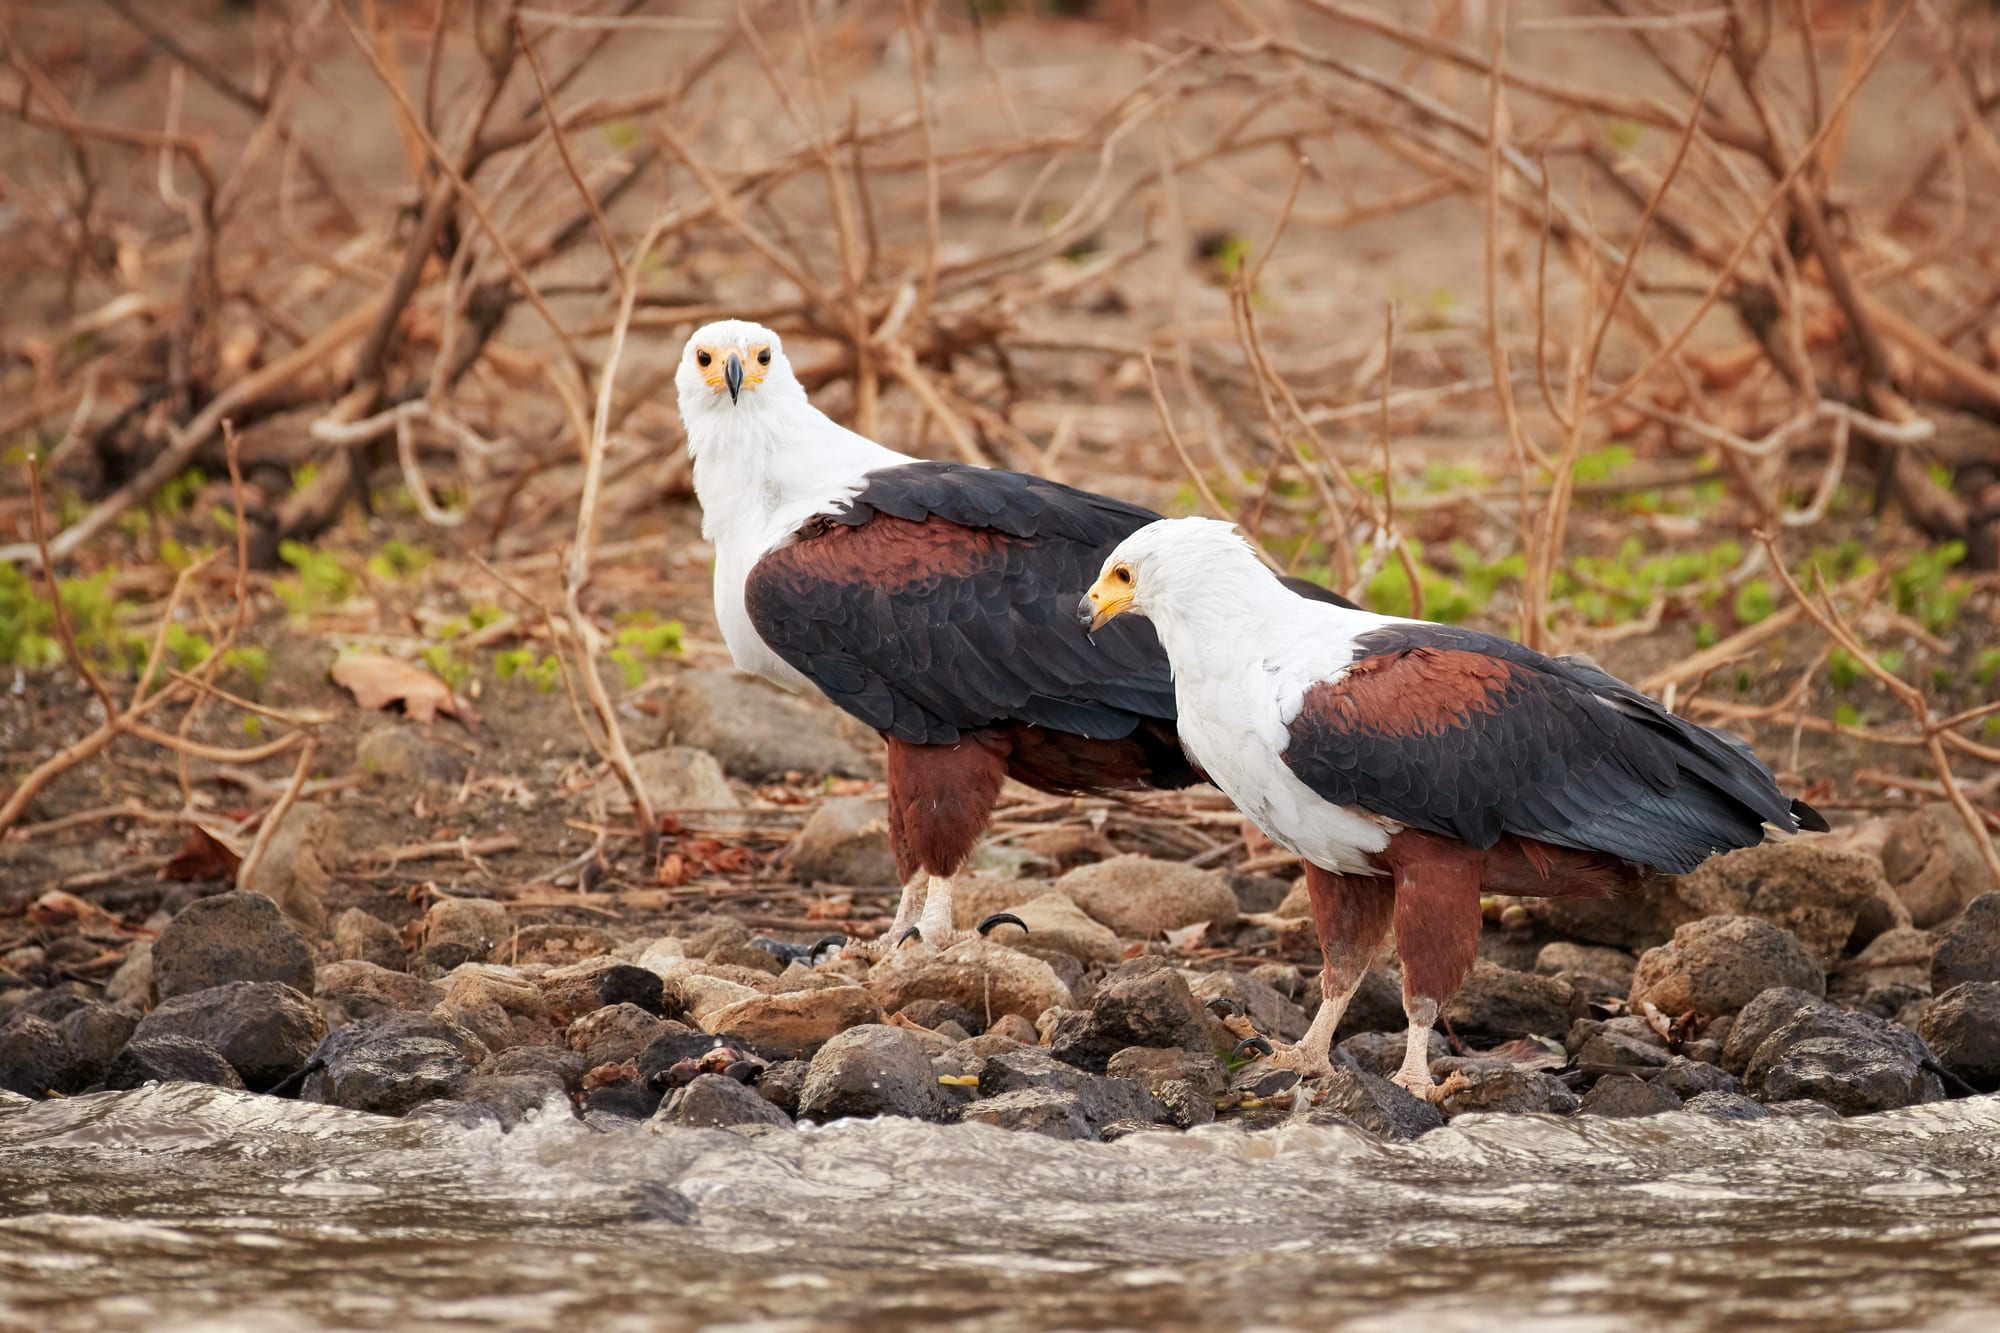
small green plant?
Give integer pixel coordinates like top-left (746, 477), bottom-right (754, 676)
top-left (607, 616), bottom-right (685, 687)
top-left (1732, 579), bottom-right (1776, 625)
top-left (495, 648), bottom-right (563, 693)
top-left (1828, 647), bottom-right (1904, 691)
top-left (419, 644), bottom-right (472, 691)
top-left (1890, 541), bottom-right (1968, 636)
top-left (1568, 443), bottom-right (1634, 486)
top-left (366, 539), bottom-right (431, 582)
top-left (152, 467), bottom-right (208, 518)
top-left (1833, 703), bottom-right (1868, 729)
top-left (1975, 648), bottom-right (2000, 686)
top-left (274, 541), bottom-right (358, 615)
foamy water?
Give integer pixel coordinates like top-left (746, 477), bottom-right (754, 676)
top-left (4, 1085), bottom-right (1999, 1330)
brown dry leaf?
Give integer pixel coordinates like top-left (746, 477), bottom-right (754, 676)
top-left (160, 825), bottom-right (243, 882)
top-left (332, 653), bottom-right (475, 725)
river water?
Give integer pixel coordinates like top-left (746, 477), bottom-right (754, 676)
top-left (3, 1085), bottom-right (1998, 1332)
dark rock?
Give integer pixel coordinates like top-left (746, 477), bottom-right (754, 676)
top-left (1657, 1056), bottom-right (1739, 1100)
top-left (1049, 957), bottom-right (1215, 1073)
top-left (1104, 1046), bottom-right (1227, 1101)
top-left (1919, 982), bottom-right (2000, 1091)
top-left (1682, 1090), bottom-right (1768, 1121)
top-left (301, 1014), bottom-right (475, 1116)
top-left (153, 892), bottom-right (315, 1002)
top-left (1337, 1028), bottom-right (1449, 1080)
top-left (314, 960), bottom-right (445, 1026)
top-left (566, 1003), bottom-right (670, 1067)
top-left (584, 1080), bottom-right (659, 1120)
top-left (1630, 916), bottom-right (1824, 1018)
top-left (1764, 1099), bottom-right (1840, 1121)
top-left (792, 797), bottom-right (898, 887)
top-left (459, 1071), bottom-right (571, 1126)
top-left (0, 1015), bottom-right (68, 1097)
top-left (797, 1024), bottom-right (946, 1122)
top-left (655, 668), bottom-right (877, 781)
top-left (977, 1047), bottom-right (1166, 1130)
top-left (55, 1001), bottom-right (140, 1090)
top-left (1152, 1079), bottom-right (1215, 1129)
top-left (1445, 962), bottom-right (1572, 1043)
top-left (1853, 982), bottom-right (1930, 1023)
top-left (134, 981), bottom-right (327, 1091)
top-left (1578, 1073), bottom-right (1681, 1118)
top-left (1332, 968), bottom-right (1409, 1041)
top-left (1187, 971), bottom-right (1308, 1042)
top-left (1228, 872), bottom-right (1293, 915)
top-left (477, 1044), bottom-right (586, 1088)
top-left (896, 999), bottom-right (984, 1035)
top-left (653, 1072), bottom-right (793, 1131)
top-left (1883, 804), bottom-right (1993, 929)
top-left (1722, 987), bottom-right (1831, 1075)
top-left (2, 987), bottom-right (91, 1026)
top-left (1829, 926), bottom-right (1934, 1001)
top-left (1305, 1067), bottom-right (1444, 1139)
top-left (537, 958), bottom-right (669, 1026)
top-left (635, 1024), bottom-right (730, 1086)
top-left (867, 939), bottom-right (1071, 1027)
top-left (420, 896), bottom-right (509, 973)
top-left (331, 907), bottom-right (407, 970)
top-left (1745, 1008), bottom-right (1946, 1115)
top-left (702, 984), bottom-right (881, 1060)
top-left (754, 1059), bottom-right (811, 1117)
top-left (1536, 872), bottom-right (1694, 951)
top-left (105, 1035), bottom-right (245, 1091)
top-left (958, 1087), bottom-right (1096, 1140)
top-left (1931, 892), bottom-right (2000, 992)
top-left (103, 944), bottom-right (153, 1010)
top-left (1439, 1068), bottom-right (1580, 1116)
top-left (1576, 1024), bottom-right (1670, 1071)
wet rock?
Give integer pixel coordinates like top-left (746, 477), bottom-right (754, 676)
top-left (478, 1044), bottom-right (583, 1087)
top-left (1675, 840), bottom-right (1888, 964)
top-left (1048, 957), bottom-right (1216, 1073)
top-left (790, 796), bottom-right (898, 887)
top-left (867, 939), bottom-right (1071, 1028)
top-left (1306, 1067), bottom-right (1444, 1139)
top-left (135, 981), bottom-right (326, 1090)
top-left (0, 1016), bottom-right (67, 1097)
top-left (1534, 942), bottom-right (1638, 989)
top-left (994, 893), bottom-right (1120, 963)
top-left (977, 1047), bottom-right (1167, 1131)
top-left (701, 984), bottom-right (881, 1059)
top-left (1057, 855), bottom-right (1238, 939)
top-left (332, 908), bottom-right (407, 970)
top-left (1930, 892), bottom-right (2000, 992)
top-left (655, 668), bottom-right (878, 780)
top-left (1535, 872), bottom-right (1695, 951)
top-left (602, 746), bottom-right (738, 815)
top-left (153, 891), bottom-right (315, 1002)
top-left (104, 1035), bottom-right (245, 1091)
top-left (1657, 1056), bottom-right (1739, 1100)
top-left (418, 896), bottom-right (509, 972)
top-left (1765, 1099), bottom-right (1841, 1120)
top-left (457, 1071), bottom-right (570, 1126)
top-left (653, 1072), bottom-right (793, 1131)
top-left (796, 1024), bottom-right (945, 1122)
top-left (1882, 804), bottom-right (1993, 929)
top-left (301, 1014), bottom-right (476, 1116)
top-left (959, 1087), bottom-right (1096, 1140)
top-left (1576, 1025), bottom-right (1671, 1071)
top-left (895, 999), bottom-right (984, 1035)
top-left (488, 923), bottom-right (615, 968)
top-left (55, 1001), bottom-right (140, 1090)
top-left (355, 724), bottom-right (462, 784)
top-left (1105, 1046), bottom-right (1227, 1101)
top-left (538, 958), bottom-right (669, 1026)
top-left (1830, 926), bottom-right (1935, 1001)
top-left (566, 1003), bottom-right (671, 1066)
top-left (237, 805), bottom-right (336, 929)
top-left (1682, 1090), bottom-right (1769, 1121)
top-left (1187, 971), bottom-right (1308, 1043)
top-left (1439, 1067), bottom-right (1580, 1116)
top-left (1918, 982), bottom-right (2000, 1091)
top-left (103, 943), bottom-right (153, 1010)
top-left (1578, 1073), bottom-right (1681, 1118)
top-left (1630, 916), bottom-right (1824, 1018)
top-left (755, 1059), bottom-right (811, 1117)
top-left (1445, 962), bottom-right (1572, 1044)
top-left (315, 960), bottom-right (446, 1027)
top-left (1337, 1029), bottom-right (1448, 1080)
top-left (1745, 1008), bottom-right (1945, 1115)
top-left (1721, 987), bottom-right (1831, 1075)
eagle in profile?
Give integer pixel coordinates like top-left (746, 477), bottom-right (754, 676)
top-left (676, 320), bottom-right (1350, 949)
top-left (1081, 517), bottom-right (1828, 1097)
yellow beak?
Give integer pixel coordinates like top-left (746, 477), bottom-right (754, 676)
top-left (1078, 575), bottom-right (1134, 633)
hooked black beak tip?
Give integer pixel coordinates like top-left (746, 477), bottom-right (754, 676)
top-left (1076, 595), bottom-right (1096, 629)
top-left (725, 351), bottom-right (744, 403)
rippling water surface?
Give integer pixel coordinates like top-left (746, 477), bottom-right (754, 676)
top-left (3, 1086), bottom-right (1999, 1331)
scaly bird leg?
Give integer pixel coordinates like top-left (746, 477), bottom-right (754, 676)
top-left (1390, 997), bottom-right (1444, 1101)
top-left (1234, 866), bottom-right (1393, 1080)
top-left (842, 870), bottom-right (929, 961)
top-left (903, 874), bottom-right (1027, 951)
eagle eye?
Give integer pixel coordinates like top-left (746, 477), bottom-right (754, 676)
top-left (757, 347), bottom-right (772, 366)
top-left (696, 349), bottom-right (712, 368)
top-left (1112, 565), bottom-right (1132, 585)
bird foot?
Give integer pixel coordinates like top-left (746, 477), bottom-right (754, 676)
top-left (1389, 1068), bottom-right (1446, 1103)
top-left (1230, 1033), bottom-right (1337, 1080)
top-left (845, 913), bottom-right (1028, 960)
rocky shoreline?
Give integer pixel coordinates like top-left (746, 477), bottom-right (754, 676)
top-left (4, 781), bottom-right (1996, 1141)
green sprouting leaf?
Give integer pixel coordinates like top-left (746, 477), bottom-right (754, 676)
top-left (1833, 703), bottom-right (1866, 729)
top-left (1732, 579), bottom-right (1775, 625)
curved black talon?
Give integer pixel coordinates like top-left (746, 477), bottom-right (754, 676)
top-left (893, 926), bottom-right (924, 948)
top-left (976, 912), bottom-right (1029, 936)
top-left (807, 934), bottom-right (848, 965)
top-left (265, 1057), bottom-right (327, 1099)
top-left (1231, 1035), bottom-right (1275, 1061)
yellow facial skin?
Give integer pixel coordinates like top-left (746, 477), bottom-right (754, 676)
top-left (693, 342), bottom-right (773, 401)
top-left (1079, 562), bottom-right (1136, 632)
